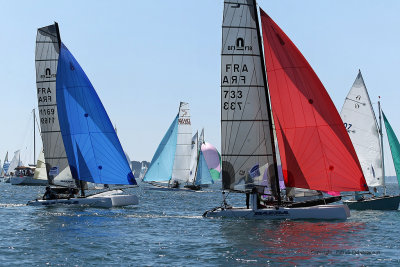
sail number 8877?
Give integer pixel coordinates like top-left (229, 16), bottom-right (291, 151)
top-left (223, 90), bottom-right (243, 110)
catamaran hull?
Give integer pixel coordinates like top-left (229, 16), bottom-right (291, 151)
top-left (343, 195), bottom-right (400, 210)
top-left (203, 205), bottom-right (350, 220)
top-left (10, 176), bottom-right (48, 186)
top-left (27, 194), bottom-right (139, 208)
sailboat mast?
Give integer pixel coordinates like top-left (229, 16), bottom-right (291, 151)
top-left (253, 0), bottom-right (281, 205)
top-left (33, 109), bottom-right (36, 164)
top-left (193, 131), bottom-right (200, 185)
top-left (378, 98), bottom-right (386, 195)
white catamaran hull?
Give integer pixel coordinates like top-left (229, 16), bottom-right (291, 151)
top-left (204, 205), bottom-right (350, 220)
top-left (27, 191), bottom-right (138, 208)
top-left (10, 176), bottom-right (48, 186)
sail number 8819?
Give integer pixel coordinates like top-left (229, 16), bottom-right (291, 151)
top-left (223, 90), bottom-right (243, 110)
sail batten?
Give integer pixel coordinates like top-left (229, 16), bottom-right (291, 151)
top-left (260, 9), bottom-right (367, 192)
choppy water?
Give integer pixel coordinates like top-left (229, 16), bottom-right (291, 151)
top-left (0, 182), bottom-right (399, 266)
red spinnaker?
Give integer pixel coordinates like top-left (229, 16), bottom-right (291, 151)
top-left (260, 9), bottom-right (368, 192)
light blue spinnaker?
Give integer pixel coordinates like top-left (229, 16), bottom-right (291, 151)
top-left (56, 43), bottom-right (136, 185)
top-left (143, 115), bottom-right (178, 182)
top-left (195, 150), bottom-right (213, 185)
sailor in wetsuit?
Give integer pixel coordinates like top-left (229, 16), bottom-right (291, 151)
top-left (43, 186), bottom-right (57, 200)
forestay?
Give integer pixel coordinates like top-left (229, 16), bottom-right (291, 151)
top-left (143, 116), bottom-right (178, 182)
top-left (56, 43), bottom-right (136, 185)
top-left (171, 102), bottom-right (192, 183)
top-left (35, 24), bottom-right (74, 186)
top-left (340, 71), bottom-right (383, 187)
top-left (221, 0), bottom-right (278, 192)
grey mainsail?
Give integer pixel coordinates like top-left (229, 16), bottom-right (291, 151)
top-left (35, 23), bottom-right (74, 187)
top-left (221, 0), bottom-right (277, 192)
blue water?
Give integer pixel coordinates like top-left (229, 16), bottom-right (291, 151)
top-left (0, 182), bottom-right (399, 266)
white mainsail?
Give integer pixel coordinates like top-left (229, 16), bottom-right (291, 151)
top-left (188, 132), bottom-right (198, 184)
top-left (221, 0), bottom-right (277, 192)
top-left (35, 24), bottom-right (75, 186)
top-left (7, 150), bottom-right (22, 175)
top-left (171, 102), bottom-right (192, 183)
top-left (340, 71), bottom-right (383, 187)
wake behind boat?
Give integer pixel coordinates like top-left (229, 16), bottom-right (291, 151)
top-left (204, 0), bottom-right (368, 220)
top-left (27, 22), bottom-right (138, 208)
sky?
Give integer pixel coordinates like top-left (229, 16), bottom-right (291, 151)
top-left (0, 0), bottom-right (400, 175)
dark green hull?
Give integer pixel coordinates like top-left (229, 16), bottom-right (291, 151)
top-left (343, 195), bottom-right (400, 210)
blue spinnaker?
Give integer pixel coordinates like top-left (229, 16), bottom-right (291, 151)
top-left (195, 150), bottom-right (213, 185)
top-left (56, 43), bottom-right (136, 185)
top-left (143, 115), bottom-right (178, 182)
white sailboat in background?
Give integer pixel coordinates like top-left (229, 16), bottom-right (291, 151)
top-left (0, 152), bottom-right (10, 179)
top-left (4, 150), bottom-right (23, 183)
top-left (143, 102), bottom-right (195, 190)
top-left (11, 109), bottom-right (48, 186)
top-left (341, 71), bottom-right (400, 210)
top-left (184, 129), bottom-right (222, 190)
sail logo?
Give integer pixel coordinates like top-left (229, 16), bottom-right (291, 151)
top-left (249, 164), bottom-right (260, 178)
top-left (254, 210), bottom-right (289, 216)
top-left (49, 166), bottom-right (59, 176)
top-left (181, 109), bottom-right (189, 117)
top-left (178, 118), bottom-right (191, 125)
top-left (40, 68), bottom-right (56, 79)
top-left (228, 38), bottom-right (252, 51)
